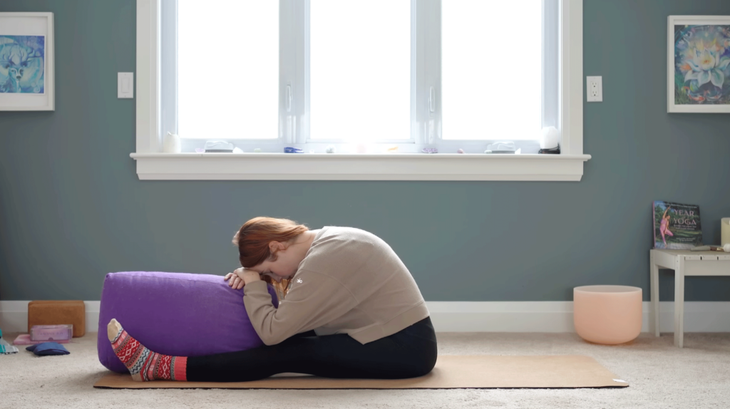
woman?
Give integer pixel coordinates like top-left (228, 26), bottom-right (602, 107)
top-left (660, 206), bottom-right (674, 247)
top-left (107, 216), bottom-right (437, 382)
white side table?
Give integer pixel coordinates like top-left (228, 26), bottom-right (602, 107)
top-left (649, 249), bottom-right (730, 347)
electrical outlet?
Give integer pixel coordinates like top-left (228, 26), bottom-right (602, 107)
top-left (586, 76), bottom-right (602, 102)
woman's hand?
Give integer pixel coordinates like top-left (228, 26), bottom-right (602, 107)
top-left (224, 271), bottom-right (244, 290)
top-left (224, 267), bottom-right (262, 290)
top-left (224, 267), bottom-right (247, 290)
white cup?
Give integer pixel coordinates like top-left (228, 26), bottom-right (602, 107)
top-left (163, 132), bottom-right (181, 153)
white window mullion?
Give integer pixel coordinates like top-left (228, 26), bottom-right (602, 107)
top-left (302, 0), bottom-right (310, 144)
top-left (280, 0), bottom-right (307, 145)
top-left (559, 0), bottom-right (583, 155)
top-left (137, 0), bottom-right (162, 153)
top-left (410, 0), bottom-right (417, 143)
top-left (160, 0), bottom-right (177, 139)
top-left (542, 0), bottom-right (559, 129)
top-left (414, 0), bottom-right (441, 146)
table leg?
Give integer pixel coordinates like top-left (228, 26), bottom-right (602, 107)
top-left (674, 258), bottom-right (685, 348)
top-left (650, 252), bottom-right (660, 337)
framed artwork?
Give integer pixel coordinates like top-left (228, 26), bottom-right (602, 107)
top-left (0, 12), bottom-right (55, 111)
top-left (668, 15), bottom-right (730, 113)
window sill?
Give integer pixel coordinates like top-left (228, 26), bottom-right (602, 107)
top-left (130, 152), bottom-right (591, 181)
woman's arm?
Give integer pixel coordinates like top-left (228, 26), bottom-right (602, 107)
top-left (243, 270), bottom-right (358, 345)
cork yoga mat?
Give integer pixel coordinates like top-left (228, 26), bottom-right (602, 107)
top-left (94, 355), bottom-right (629, 389)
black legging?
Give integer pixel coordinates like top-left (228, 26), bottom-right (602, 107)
top-left (187, 317), bottom-right (438, 382)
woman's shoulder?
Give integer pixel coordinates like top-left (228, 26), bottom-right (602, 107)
top-left (303, 227), bottom-right (389, 274)
top-left (317, 226), bottom-right (381, 243)
top-left (307, 227), bottom-right (389, 256)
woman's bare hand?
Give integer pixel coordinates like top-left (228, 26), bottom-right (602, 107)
top-left (224, 267), bottom-right (246, 290)
top-left (224, 267), bottom-right (262, 289)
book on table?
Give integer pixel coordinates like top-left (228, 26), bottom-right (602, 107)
top-left (653, 201), bottom-right (702, 249)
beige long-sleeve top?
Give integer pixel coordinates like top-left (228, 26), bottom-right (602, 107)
top-left (243, 226), bottom-right (430, 345)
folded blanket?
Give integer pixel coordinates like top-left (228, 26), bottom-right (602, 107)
top-left (12, 334), bottom-right (71, 345)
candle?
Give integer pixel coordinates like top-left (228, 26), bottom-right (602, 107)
top-left (722, 218), bottom-right (730, 246)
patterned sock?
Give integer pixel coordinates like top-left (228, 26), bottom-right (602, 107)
top-left (108, 319), bottom-right (187, 382)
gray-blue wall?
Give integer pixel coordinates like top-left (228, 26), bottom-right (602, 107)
top-left (1, 0), bottom-right (729, 302)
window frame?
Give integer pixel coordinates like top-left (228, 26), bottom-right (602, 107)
top-left (132, 0), bottom-right (590, 181)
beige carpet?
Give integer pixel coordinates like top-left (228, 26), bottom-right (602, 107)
top-left (3, 332), bottom-right (730, 409)
top-left (94, 355), bottom-right (627, 389)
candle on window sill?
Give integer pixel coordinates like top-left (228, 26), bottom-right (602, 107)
top-left (722, 218), bottom-right (730, 246)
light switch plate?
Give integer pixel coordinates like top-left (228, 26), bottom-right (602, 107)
top-left (118, 72), bottom-right (134, 98)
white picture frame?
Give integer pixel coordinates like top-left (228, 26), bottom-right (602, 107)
top-left (0, 12), bottom-right (55, 111)
top-left (667, 15), bottom-right (730, 113)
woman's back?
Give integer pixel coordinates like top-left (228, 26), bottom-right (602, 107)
top-left (295, 226), bottom-right (429, 343)
top-left (244, 226), bottom-right (429, 345)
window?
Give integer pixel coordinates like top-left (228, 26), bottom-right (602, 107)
top-left (132, 0), bottom-right (590, 181)
top-left (176, 1), bottom-right (279, 144)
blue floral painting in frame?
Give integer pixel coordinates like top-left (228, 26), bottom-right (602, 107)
top-left (0, 35), bottom-right (46, 94)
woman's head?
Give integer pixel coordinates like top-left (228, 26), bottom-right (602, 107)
top-left (233, 217), bottom-right (309, 299)
top-left (233, 216), bottom-right (309, 268)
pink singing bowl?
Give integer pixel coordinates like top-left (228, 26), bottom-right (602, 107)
top-left (573, 285), bottom-right (642, 345)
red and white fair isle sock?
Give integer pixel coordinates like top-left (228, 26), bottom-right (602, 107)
top-left (107, 318), bottom-right (187, 382)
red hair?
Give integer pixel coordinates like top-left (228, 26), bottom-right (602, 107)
top-left (232, 217), bottom-right (309, 299)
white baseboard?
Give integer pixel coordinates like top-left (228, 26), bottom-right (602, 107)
top-left (1, 301), bottom-right (729, 334)
top-left (426, 301), bottom-right (730, 332)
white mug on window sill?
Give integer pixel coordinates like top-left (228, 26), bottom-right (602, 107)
top-left (163, 132), bottom-right (181, 153)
